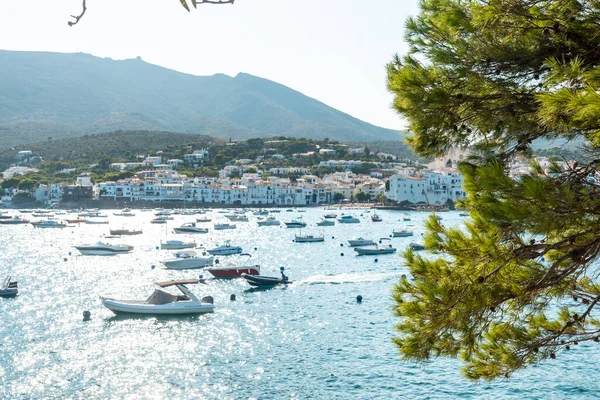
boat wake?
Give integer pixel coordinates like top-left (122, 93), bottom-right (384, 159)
top-left (299, 272), bottom-right (400, 285)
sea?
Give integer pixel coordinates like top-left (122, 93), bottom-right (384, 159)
top-left (0, 208), bottom-right (598, 399)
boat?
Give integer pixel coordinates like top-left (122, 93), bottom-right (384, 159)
top-left (459, 212), bottom-right (469, 217)
top-left (324, 213), bottom-right (337, 219)
top-left (0, 216), bottom-right (29, 225)
top-left (226, 214), bottom-right (249, 222)
top-left (173, 222), bottom-right (208, 234)
top-left (354, 240), bottom-right (397, 255)
top-left (160, 240), bottom-right (196, 250)
top-left (316, 219), bottom-right (335, 226)
top-left (402, 213), bottom-right (411, 221)
top-left (348, 237), bottom-right (375, 247)
top-left (101, 279), bottom-right (214, 315)
top-left (285, 221), bottom-right (307, 228)
top-left (113, 208), bottom-right (135, 217)
top-left (213, 223), bottom-right (236, 230)
top-left (393, 229), bottom-right (414, 237)
top-left (270, 209), bottom-right (281, 213)
top-left (150, 218), bottom-right (167, 224)
top-left (31, 220), bottom-right (67, 228)
top-left (257, 216), bottom-right (281, 226)
top-left (207, 241), bottom-right (243, 256)
top-left (196, 218), bottom-right (212, 223)
top-left (294, 234), bottom-right (325, 243)
top-left (410, 242), bottom-right (426, 251)
top-left (242, 267), bottom-right (292, 287)
top-left (206, 253), bottom-right (260, 278)
top-left (160, 250), bottom-right (214, 270)
top-left (74, 242), bottom-right (133, 256)
top-left (109, 228), bottom-right (143, 235)
top-left (338, 215), bottom-right (360, 224)
top-left (0, 276), bottom-right (18, 297)
top-left (66, 218), bottom-right (86, 223)
top-left (371, 214), bottom-right (383, 222)
top-left (85, 218), bottom-right (109, 224)
top-left (253, 210), bottom-right (269, 216)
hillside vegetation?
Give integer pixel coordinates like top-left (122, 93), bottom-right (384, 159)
top-left (0, 50), bottom-right (402, 148)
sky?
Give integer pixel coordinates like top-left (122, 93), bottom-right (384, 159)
top-left (0, 0), bottom-right (420, 131)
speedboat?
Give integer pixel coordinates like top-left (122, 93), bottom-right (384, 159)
top-left (253, 210), bottom-right (269, 216)
top-left (206, 253), bottom-right (260, 278)
top-left (196, 218), bottom-right (212, 223)
top-left (243, 267), bottom-right (292, 287)
top-left (101, 279), bottom-right (214, 315)
top-left (150, 218), bottom-right (167, 224)
top-left (110, 228), bottom-right (143, 235)
top-left (285, 221), bottom-right (307, 228)
top-left (354, 239), bottom-right (397, 255)
top-left (338, 215), bottom-right (360, 224)
top-left (85, 218), bottom-right (109, 224)
top-left (214, 223), bottom-right (236, 230)
top-left (66, 218), bottom-right (86, 223)
top-left (207, 241), bottom-right (243, 256)
top-left (371, 214), bottom-right (383, 222)
top-left (0, 276), bottom-right (18, 297)
top-left (316, 219), bottom-right (335, 226)
top-left (324, 213), bottom-right (337, 219)
top-left (0, 216), bottom-right (29, 224)
top-left (74, 241), bottom-right (133, 255)
top-left (160, 240), bottom-right (196, 250)
top-left (31, 220), bottom-right (67, 228)
top-left (257, 216), bottom-right (281, 226)
top-left (160, 250), bottom-right (214, 270)
top-left (173, 222), bottom-right (208, 234)
top-left (294, 234), bottom-right (325, 243)
top-left (113, 209), bottom-right (135, 217)
top-left (227, 214), bottom-right (249, 222)
top-left (393, 229), bottom-right (414, 237)
top-left (348, 237), bottom-right (375, 247)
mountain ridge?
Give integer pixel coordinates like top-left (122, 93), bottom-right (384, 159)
top-left (0, 50), bottom-right (402, 148)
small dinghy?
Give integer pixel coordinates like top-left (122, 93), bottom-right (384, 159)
top-left (242, 267), bottom-right (292, 287)
top-left (207, 254), bottom-right (260, 278)
top-left (0, 276), bottom-right (18, 297)
top-left (101, 279), bottom-right (214, 315)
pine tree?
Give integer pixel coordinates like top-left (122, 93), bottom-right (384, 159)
top-left (388, 0), bottom-right (600, 380)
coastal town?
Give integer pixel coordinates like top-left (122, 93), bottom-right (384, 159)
top-left (0, 143), bottom-right (561, 208)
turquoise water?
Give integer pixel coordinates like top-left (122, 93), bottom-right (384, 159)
top-left (0, 209), bottom-right (598, 399)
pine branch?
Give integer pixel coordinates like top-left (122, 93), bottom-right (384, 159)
top-left (68, 0), bottom-right (87, 27)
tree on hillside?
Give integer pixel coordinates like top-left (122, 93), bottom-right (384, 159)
top-left (333, 192), bottom-right (345, 202)
top-left (355, 191), bottom-right (371, 202)
top-left (68, 0), bottom-right (235, 27)
top-left (388, 0), bottom-right (600, 380)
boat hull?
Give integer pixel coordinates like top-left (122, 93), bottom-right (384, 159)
top-left (173, 228), bottom-right (208, 234)
top-left (207, 266), bottom-right (260, 278)
top-left (207, 249), bottom-right (242, 256)
top-left (102, 299), bottom-right (214, 315)
top-left (76, 249), bottom-right (132, 256)
top-left (160, 243), bottom-right (196, 250)
top-left (393, 232), bottom-right (414, 237)
top-left (295, 237), bottom-right (324, 243)
top-left (348, 240), bottom-right (375, 247)
top-left (161, 257), bottom-right (214, 270)
top-left (242, 274), bottom-right (292, 287)
top-left (354, 248), bottom-right (397, 255)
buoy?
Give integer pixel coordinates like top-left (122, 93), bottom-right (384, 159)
top-left (151, 265), bottom-right (156, 270)
top-left (340, 252), bottom-right (344, 256)
top-left (379, 240), bottom-right (382, 244)
top-left (155, 246), bottom-right (159, 250)
top-left (331, 236), bottom-right (335, 239)
top-left (389, 234), bottom-right (392, 238)
top-left (83, 311), bottom-right (91, 320)
top-left (340, 243), bottom-right (344, 247)
top-left (64, 258), bottom-right (68, 262)
top-left (254, 247), bottom-right (257, 251)
top-left (230, 294), bottom-right (236, 301)
top-left (280, 266), bottom-right (285, 271)
top-left (292, 240), bottom-right (295, 242)
top-left (215, 259), bottom-right (220, 264)
top-left (374, 258), bottom-right (378, 263)
top-left (68, 252), bottom-right (72, 256)
top-left (356, 295), bottom-right (363, 303)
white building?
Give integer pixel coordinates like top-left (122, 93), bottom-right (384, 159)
top-left (183, 149), bottom-right (210, 165)
top-left (386, 170), bottom-right (465, 204)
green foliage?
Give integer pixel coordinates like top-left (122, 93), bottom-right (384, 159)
top-left (333, 192), bottom-right (345, 202)
top-left (351, 163), bottom-right (376, 175)
top-left (1, 177), bottom-right (21, 189)
top-left (355, 191), bottom-right (371, 202)
top-left (389, 0), bottom-right (600, 380)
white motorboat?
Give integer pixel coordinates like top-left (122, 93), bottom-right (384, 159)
top-left (324, 213), bottom-right (337, 219)
top-left (85, 218), bottom-right (109, 224)
top-left (173, 222), bottom-right (208, 234)
top-left (354, 239), bottom-right (397, 255)
top-left (393, 229), bottom-right (414, 237)
top-left (257, 216), bottom-right (281, 226)
top-left (31, 220), bottom-right (67, 228)
top-left (110, 228), bottom-right (143, 235)
top-left (160, 240), bottom-right (196, 250)
top-left (160, 250), bottom-right (214, 270)
top-left (253, 210), bottom-right (269, 216)
top-left (74, 241), bottom-right (133, 256)
top-left (113, 208), bottom-right (135, 217)
top-left (150, 218), bottom-right (168, 224)
top-left (285, 221), bottom-right (307, 228)
top-left (294, 234), bottom-right (325, 243)
top-left (348, 237), bottom-right (375, 247)
top-left (226, 214), bottom-right (249, 222)
top-left (316, 219), bottom-right (335, 226)
top-left (0, 276), bottom-right (18, 297)
top-left (101, 279), bottom-right (214, 315)
top-left (410, 242), bottom-right (426, 251)
top-left (338, 215), bottom-right (360, 224)
top-left (214, 223), bottom-right (236, 230)
top-left (207, 241), bottom-right (243, 256)
top-left (196, 217), bottom-right (212, 223)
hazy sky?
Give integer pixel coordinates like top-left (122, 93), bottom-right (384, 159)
top-left (0, 0), bottom-right (420, 131)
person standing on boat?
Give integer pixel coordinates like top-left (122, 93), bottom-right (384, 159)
top-left (280, 267), bottom-right (288, 282)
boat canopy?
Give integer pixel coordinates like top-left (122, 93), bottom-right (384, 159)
top-left (155, 279), bottom-right (200, 288)
top-left (146, 289), bottom-right (180, 305)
